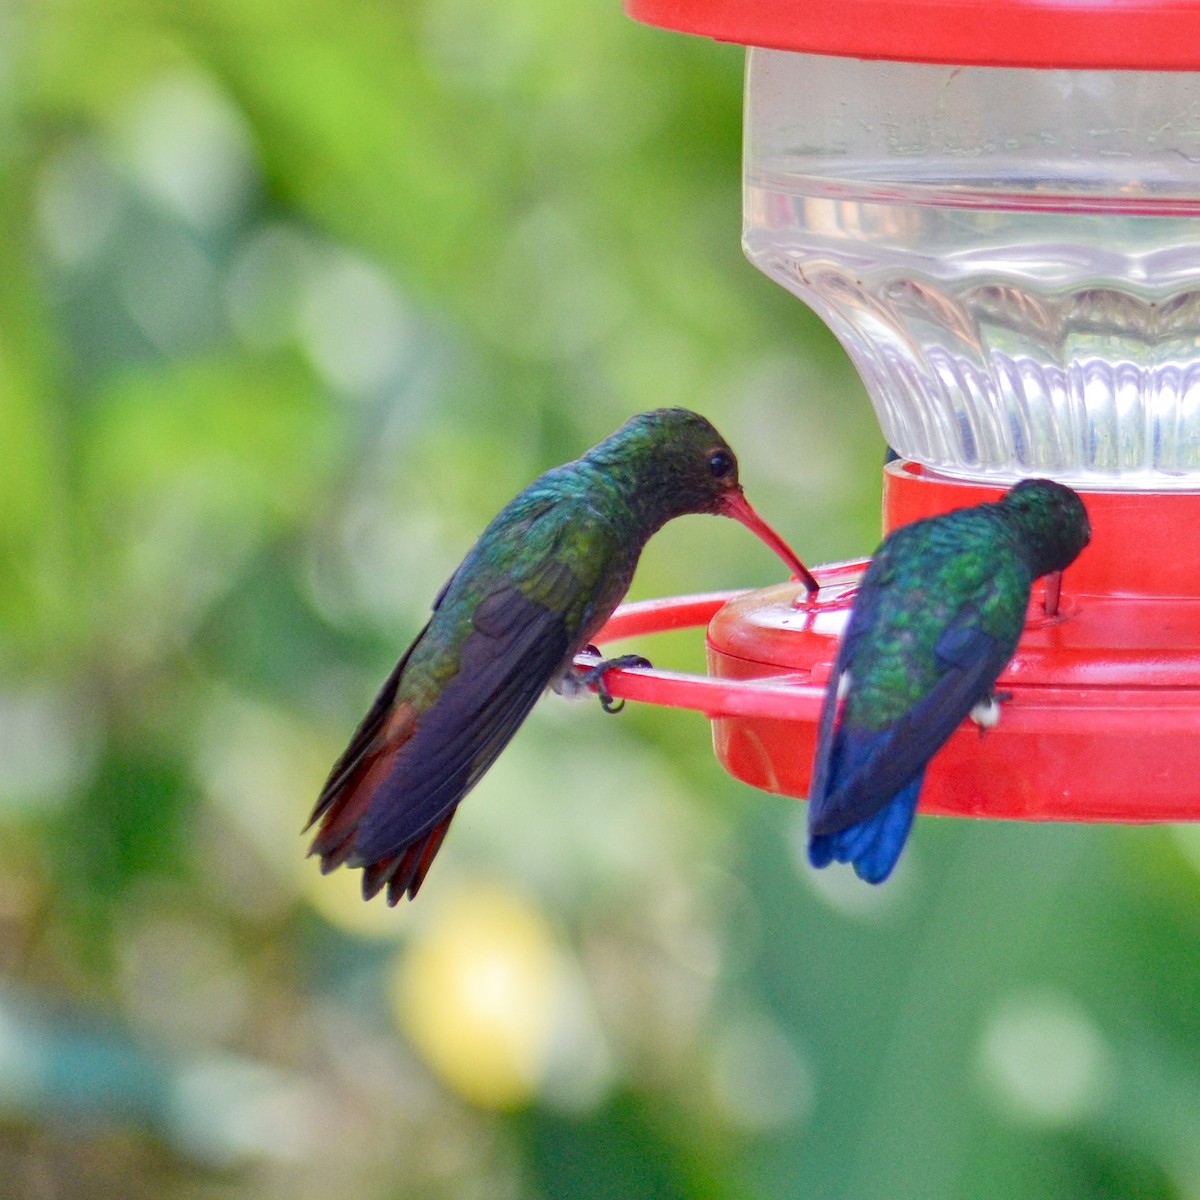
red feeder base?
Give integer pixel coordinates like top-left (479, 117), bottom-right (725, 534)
top-left (587, 462), bottom-right (1200, 823)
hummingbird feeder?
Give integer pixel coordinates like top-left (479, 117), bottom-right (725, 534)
top-left (584, 0), bottom-right (1200, 822)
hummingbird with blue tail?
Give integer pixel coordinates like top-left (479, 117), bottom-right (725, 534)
top-left (807, 478), bottom-right (1090, 884)
top-left (308, 408), bottom-right (817, 904)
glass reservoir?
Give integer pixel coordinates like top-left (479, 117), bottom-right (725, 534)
top-left (744, 52), bottom-right (1200, 484)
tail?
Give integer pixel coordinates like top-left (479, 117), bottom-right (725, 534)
top-left (808, 776), bottom-right (922, 885)
top-left (359, 815), bottom-right (455, 904)
top-left (305, 636), bottom-right (457, 904)
top-left (309, 742), bottom-right (457, 905)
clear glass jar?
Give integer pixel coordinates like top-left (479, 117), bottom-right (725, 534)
top-left (743, 50), bottom-right (1200, 485)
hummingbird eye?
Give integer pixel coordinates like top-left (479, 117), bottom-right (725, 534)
top-left (708, 449), bottom-right (735, 480)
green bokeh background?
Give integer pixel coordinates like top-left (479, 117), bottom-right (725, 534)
top-left (4, 2), bottom-right (1200, 1197)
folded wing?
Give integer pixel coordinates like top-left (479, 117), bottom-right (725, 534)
top-left (307, 584), bottom-right (572, 903)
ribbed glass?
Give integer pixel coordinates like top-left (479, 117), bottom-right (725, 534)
top-left (744, 51), bottom-right (1200, 485)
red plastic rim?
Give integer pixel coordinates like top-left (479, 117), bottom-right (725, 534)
top-left (580, 590), bottom-right (826, 720)
top-left (586, 466), bottom-right (1200, 823)
top-left (625, 0), bottom-right (1200, 69)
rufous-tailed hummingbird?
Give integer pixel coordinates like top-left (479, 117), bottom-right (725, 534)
top-left (308, 408), bottom-right (816, 903)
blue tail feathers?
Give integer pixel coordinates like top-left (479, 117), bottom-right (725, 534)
top-left (807, 777), bottom-right (922, 885)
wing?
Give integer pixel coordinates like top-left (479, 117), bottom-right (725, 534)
top-left (307, 579), bottom-right (574, 902)
top-left (304, 549), bottom-right (476, 847)
top-left (307, 634), bottom-right (426, 840)
top-left (352, 582), bottom-right (571, 860)
top-left (808, 611), bottom-right (1011, 838)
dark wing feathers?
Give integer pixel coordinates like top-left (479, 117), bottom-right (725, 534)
top-left (350, 585), bottom-right (571, 863)
top-left (808, 617), bottom-right (1008, 836)
top-left (307, 632), bottom-right (426, 830)
top-left (307, 585), bottom-right (572, 904)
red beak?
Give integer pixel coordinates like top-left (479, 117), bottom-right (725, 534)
top-left (720, 488), bottom-right (819, 599)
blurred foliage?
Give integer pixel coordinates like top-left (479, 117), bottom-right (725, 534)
top-left (2, 2), bottom-right (1198, 1199)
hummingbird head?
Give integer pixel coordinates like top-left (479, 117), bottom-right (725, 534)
top-left (591, 409), bottom-right (818, 592)
top-left (999, 478), bottom-right (1091, 578)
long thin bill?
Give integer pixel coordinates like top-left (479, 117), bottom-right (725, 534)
top-left (721, 488), bottom-right (819, 598)
top-left (1043, 569), bottom-right (1063, 617)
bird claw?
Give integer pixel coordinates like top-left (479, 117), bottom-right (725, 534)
top-left (971, 690), bottom-right (1012, 736)
top-left (577, 653), bottom-right (652, 714)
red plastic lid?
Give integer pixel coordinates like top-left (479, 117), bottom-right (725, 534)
top-left (626, 0), bottom-right (1200, 69)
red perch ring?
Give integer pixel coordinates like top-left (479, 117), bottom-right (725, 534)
top-left (583, 462), bottom-right (1200, 824)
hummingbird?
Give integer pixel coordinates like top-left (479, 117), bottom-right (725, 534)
top-left (807, 478), bottom-right (1090, 884)
top-left (308, 408), bottom-right (817, 904)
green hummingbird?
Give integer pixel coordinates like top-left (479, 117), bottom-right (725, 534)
top-left (807, 478), bottom-right (1090, 884)
top-left (308, 408), bottom-right (817, 904)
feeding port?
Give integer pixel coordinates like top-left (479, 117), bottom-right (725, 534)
top-left (585, 464), bottom-right (1200, 820)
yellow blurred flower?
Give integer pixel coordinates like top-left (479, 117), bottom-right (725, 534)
top-left (391, 883), bottom-right (562, 1110)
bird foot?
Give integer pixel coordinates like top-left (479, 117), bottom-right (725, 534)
top-left (971, 690), bottom-right (1013, 736)
top-left (576, 653), bottom-right (652, 714)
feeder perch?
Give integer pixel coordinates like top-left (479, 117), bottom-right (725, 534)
top-left (582, 0), bottom-right (1200, 822)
